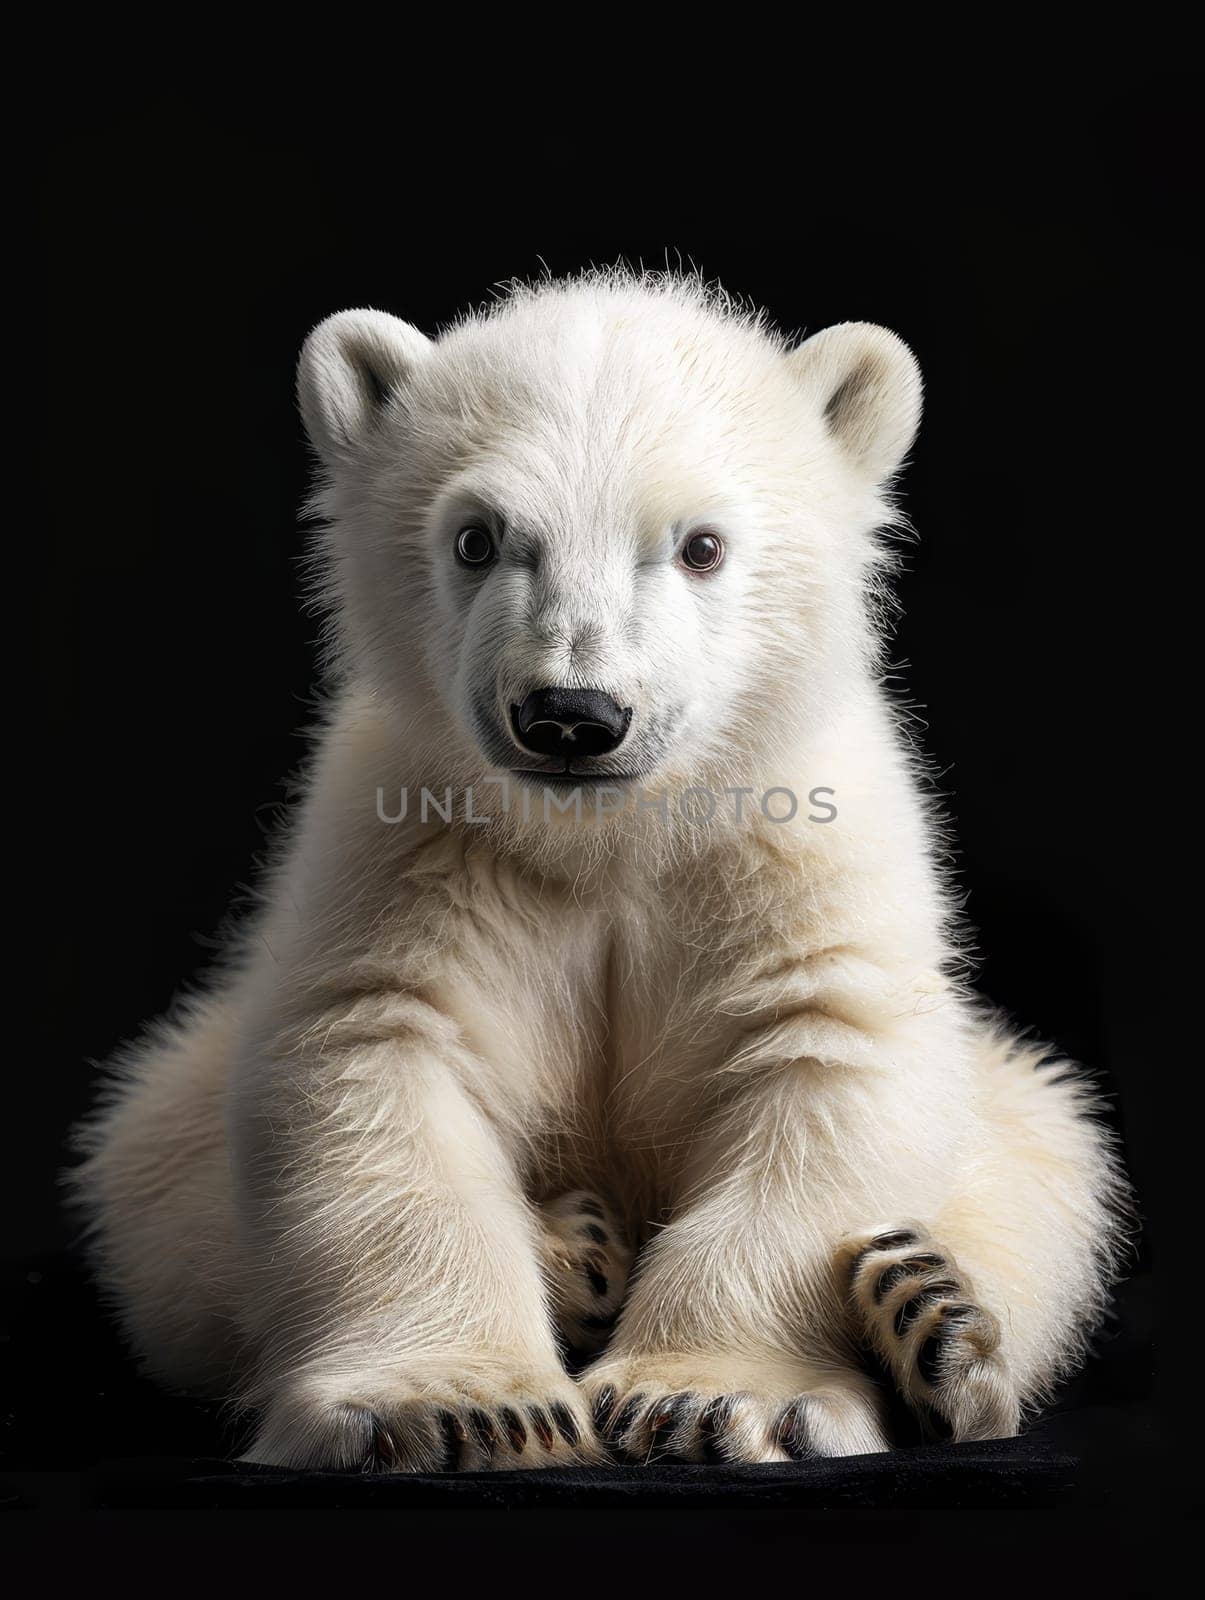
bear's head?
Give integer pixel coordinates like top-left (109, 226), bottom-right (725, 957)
top-left (298, 273), bottom-right (920, 835)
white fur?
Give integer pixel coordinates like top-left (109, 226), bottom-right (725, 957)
top-left (70, 271), bottom-right (1130, 1469)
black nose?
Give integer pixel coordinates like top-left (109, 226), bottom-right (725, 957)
top-left (511, 688), bottom-right (632, 760)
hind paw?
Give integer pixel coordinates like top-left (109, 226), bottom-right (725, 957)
top-left (540, 1190), bottom-right (634, 1356)
top-left (841, 1224), bottom-right (1020, 1441)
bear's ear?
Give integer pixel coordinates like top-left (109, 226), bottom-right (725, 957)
top-left (297, 309), bottom-right (432, 466)
top-left (785, 323), bottom-right (922, 485)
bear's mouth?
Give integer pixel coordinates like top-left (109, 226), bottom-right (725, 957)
top-left (507, 764), bottom-right (648, 788)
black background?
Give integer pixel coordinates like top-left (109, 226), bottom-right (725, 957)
top-left (14, 74), bottom-right (1187, 1541)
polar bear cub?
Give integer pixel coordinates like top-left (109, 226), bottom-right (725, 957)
top-left (72, 272), bottom-right (1128, 1470)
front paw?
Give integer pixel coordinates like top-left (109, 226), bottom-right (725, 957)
top-left (541, 1190), bottom-right (634, 1355)
top-left (580, 1354), bottom-right (888, 1464)
top-left (244, 1365), bottom-right (600, 1473)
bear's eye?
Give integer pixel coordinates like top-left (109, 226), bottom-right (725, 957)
top-left (455, 525), bottom-right (496, 568)
top-left (679, 530), bottom-right (725, 574)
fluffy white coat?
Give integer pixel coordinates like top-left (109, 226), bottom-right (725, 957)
top-left (71, 272), bottom-right (1129, 1470)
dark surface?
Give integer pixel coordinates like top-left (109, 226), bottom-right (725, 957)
top-left (1, 1252), bottom-right (1157, 1514)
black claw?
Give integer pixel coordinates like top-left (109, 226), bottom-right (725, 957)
top-left (499, 1406), bottom-right (527, 1451)
top-left (894, 1280), bottom-right (959, 1337)
top-left (916, 1303), bottom-right (979, 1385)
top-left (467, 1407), bottom-right (498, 1457)
top-left (917, 1333), bottom-right (945, 1387)
top-left (648, 1392), bottom-right (692, 1456)
top-left (580, 1311), bottom-right (617, 1333)
top-left (697, 1395), bottom-right (735, 1463)
top-left (586, 1266), bottom-right (609, 1297)
top-left (582, 1224), bottom-right (609, 1245)
top-left (850, 1229), bottom-right (919, 1281)
top-left (608, 1393), bottom-right (646, 1444)
top-left (872, 1229), bottom-right (918, 1251)
top-left (366, 1411), bottom-right (396, 1473)
top-left (777, 1398), bottom-right (818, 1462)
top-left (943, 1303), bottom-right (977, 1326)
top-left (437, 1408), bottom-right (464, 1471)
top-left (550, 1402), bottom-right (580, 1447)
top-left (591, 1385), bottom-right (618, 1431)
top-left (528, 1405), bottom-right (555, 1450)
top-left (874, 1258), bottom-right (933, 1303)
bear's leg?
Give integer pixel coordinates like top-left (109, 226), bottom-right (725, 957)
top-left (238, 1039), bottom-right (600, 1472)
top-left (68, 997), bottom-right (242, 1394)
top-left (538, 1190), bottom-right (634, 1357)
top-left (581, 1030), bottom-right (1126, 1459)
top-left (842, 1031), bottom-right (1129, 1437)
top-left (578, 1080), bottom-right (897, 1461)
